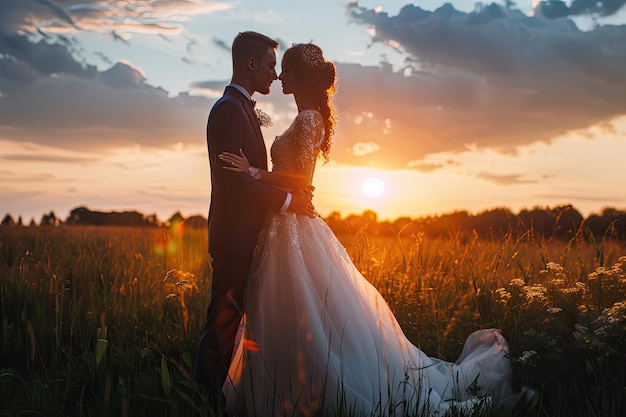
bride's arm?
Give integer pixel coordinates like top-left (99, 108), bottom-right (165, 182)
top-left (219, 149), bottom-right (312, 190)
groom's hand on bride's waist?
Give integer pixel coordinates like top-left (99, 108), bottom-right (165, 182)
top-left (288, 189), bottom-right (317, 218)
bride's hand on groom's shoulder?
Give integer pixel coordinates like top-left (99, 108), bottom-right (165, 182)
top-left (289, 189), bottom-right (317, 218)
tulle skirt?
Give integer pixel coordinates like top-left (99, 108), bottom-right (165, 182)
top-left (223, 213), bottom-right (519, 416)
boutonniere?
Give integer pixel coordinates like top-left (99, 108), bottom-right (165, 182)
top-left (255, 108), bottom-right (273, 127)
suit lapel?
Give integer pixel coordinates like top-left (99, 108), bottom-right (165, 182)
top-left (243, 99), bottom-right (269, 168)
top-left (225, 86), bottom-right (268, 169)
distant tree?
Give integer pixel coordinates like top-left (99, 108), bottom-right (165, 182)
top-left (145, 214), bottom-right (160, 226)
top-left (424, 210), bottom-right (471, 238)
top-left (392, 217), bottom-right (420, 237)
top-left (184, 215), bottom-right (207, 229)
top-left (517, 207), bottom-right (555, 239)
top-left (585, 207), bottom-right (626, 240)
top-left (323, 211), bottom-right (349, 235)
top-left (40, 211), bottom-right (58, 226)
top-left (371, 219), bottom-right (393, 236)
top-left (553, 205), bottom-right (583, 239)
top-left (344, 210), bottom-right (379, 234)
top-left (1, 214), bottom-right (15, 226)
top-left (473, 207), bottom-right (514, 237)
top-left (66, 206), bottom-right (158, 227)
top-left (168, 212), bottom-right (185, 228)
top-left (17, 216), bottom-right (23, 226)
top-left (29, 218), bottom-right (37, 227)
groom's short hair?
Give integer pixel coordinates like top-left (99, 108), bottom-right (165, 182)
top-left (232, 31), bottom-right (279, 68)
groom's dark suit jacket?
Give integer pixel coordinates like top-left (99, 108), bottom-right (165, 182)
top-left (207, 86), bottom-right (286, 256)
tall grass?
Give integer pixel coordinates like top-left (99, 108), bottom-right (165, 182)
top-left (1, 224), bottom-right (625, 416)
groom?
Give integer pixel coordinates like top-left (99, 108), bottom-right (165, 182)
top-left (195, 31), bottom-right (315, 393)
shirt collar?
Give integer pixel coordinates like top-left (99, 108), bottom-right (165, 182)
top-left (228, 83), bottom-right (253, 104)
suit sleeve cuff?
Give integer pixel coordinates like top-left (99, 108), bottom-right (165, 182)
top-left (279, 193), bottom-right (292, 214)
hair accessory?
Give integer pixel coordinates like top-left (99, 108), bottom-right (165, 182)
top-left (299, 44), bottom-right (324, 67)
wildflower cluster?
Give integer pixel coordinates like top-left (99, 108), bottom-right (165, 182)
top-left (502, 256), bottom-right (626, 394)
top-left (162, 269), bottom-right (198, 337)
top-left (163, 268), bottom-right (197, 295)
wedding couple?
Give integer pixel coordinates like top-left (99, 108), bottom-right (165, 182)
top-left (196, 31), bottom-right (521, 416)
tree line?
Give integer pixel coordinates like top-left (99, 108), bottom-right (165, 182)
top-left (327, 205), bottom-right (626, 241)
top-left (2, 204), bottom-right (626, 240)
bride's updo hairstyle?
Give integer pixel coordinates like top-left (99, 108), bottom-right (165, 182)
top-left (283, 43), bottom-right (336, 161)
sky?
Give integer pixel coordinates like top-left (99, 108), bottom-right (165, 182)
top-left (1, 0), bottom-right (626, 223)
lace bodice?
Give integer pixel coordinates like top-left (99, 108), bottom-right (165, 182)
top-left (270, 109), bottom-right (324, 176)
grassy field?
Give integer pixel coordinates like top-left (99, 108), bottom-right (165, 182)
top-left (1, 224), bottom-right (625, 416)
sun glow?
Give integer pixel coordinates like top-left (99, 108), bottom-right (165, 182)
top-left (361, 177), bottom-right (385, 198)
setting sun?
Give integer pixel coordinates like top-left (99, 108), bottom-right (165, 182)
top-left (361, 177), bottom-right (385, 198)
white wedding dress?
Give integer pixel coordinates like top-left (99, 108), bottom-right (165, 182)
top-left (223, 110), bottom-right (520, 416)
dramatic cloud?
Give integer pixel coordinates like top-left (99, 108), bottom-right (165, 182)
top-left (0, 0), bottom-right (230, 151)
top-left (0, 0), bottom-right (233, 35)
top-left (335, 3), bottom-right (626, 168)
top-left (2, 1), bottom-right (626, 172)
top-left (0, 0), bottom-right (232, 81)
top-left (0, 60), bottom-right (211, 150)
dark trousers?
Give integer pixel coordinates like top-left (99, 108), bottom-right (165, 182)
top-left (195, 254), bottom-right (252, 392)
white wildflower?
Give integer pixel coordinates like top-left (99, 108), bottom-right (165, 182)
top-left (573, 324), bottom-right (591, 344)
top-left (549, 278), bottom-right (566, 287)
top-left (163, 269), bottom-right (177, 283)
top-left (546, 262), bottom-right (564, 272)
top-left (518, 350), bottom-right (538, 364)
top-left (525, 285), bottom-right (547, 302)
top-left (495, 287), bottom-right (511, 302)
top-left (509, 278), bottom-right (525, 288)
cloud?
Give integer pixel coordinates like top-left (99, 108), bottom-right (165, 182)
top-left (406, 161), bottom-right (445, 172)
top-left (535, 0), bottom-right (626, 19)
top-left (189, 80), bottom-right (229, 97)
top-left (477, 172), bottom-right (539, 185)
top-left (351, 141), bottom-right (381, 156)
top-left (1, 154), bottom-right (97, 163)
top-left (3, 1), bottom-right (626, 173)
top-left (0, 170), bottom-right (57, 182)
top-left (406, 158), bottom-right (461, 172)
top-left (33, 0), bottom-right (79, 27)
top-left (0, 2), bottom-right (239, 152)
top-left (536, 192), bottom-right (625, 204)
top-left (331, 3), bottom-right (626, 168)
top-left (0, 42), bottom-right (212, 150)
top-left (0, 33), bottom-right (97, 80)
top-left (0, 1), bottom-right (233, 35)
top-left (212, 37), bottom-right (231, 52)
top-left (110, 30), bottom-right (131, 44)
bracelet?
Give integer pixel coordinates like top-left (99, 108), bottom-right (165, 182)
top-left (247, 167), bottom-right (261, 180)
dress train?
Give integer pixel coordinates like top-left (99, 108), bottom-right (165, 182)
top-left (223, 213), bottom-right (520, 416)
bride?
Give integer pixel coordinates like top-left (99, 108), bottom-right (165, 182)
top-left (218, 43), bottom-right (521, 416)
